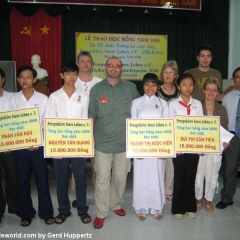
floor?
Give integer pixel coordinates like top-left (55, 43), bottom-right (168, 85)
top-left (1, 162), bottom-right (240, 240)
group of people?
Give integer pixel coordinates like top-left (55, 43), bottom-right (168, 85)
top-left (0, 44), bottom-right (240, 229)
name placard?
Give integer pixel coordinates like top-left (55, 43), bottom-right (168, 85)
top-left (126, 119), bottom-right (175, 158)
top-left (0, 107), bottom-right (42, 152)
top-left (44, 118), bottom-right (94, 158)
top-left (175, 115), bottom-right (221, 153)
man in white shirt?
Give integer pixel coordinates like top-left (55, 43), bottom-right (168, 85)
top-left (71, 51), bottom-right (102, 208)
top-left (0, 68), bottom-right (18, 224)
top-left (216, 67), bottom-right (240, 209)
top-left (10, 66), bottom-right (54, 227)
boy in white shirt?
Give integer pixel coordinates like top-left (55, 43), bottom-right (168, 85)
top-left (45, 61), bottom-right (91, 224)
top-left (0, 68), bottom-right (19, 224)
top-left (10, 66), bottom-right (54, 227)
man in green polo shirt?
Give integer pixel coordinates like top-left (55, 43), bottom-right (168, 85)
top-left (88, 56), bottom-right (140, 229)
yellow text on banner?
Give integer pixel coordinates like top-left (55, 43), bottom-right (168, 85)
top-left (175, 115), bottom-right (221, 153)
top-left (126, 119), bottom-right (175, 158)
top-left (0, 107), bottom-right (42, 152)
top-left (44, 118), bottom-right (94, 158)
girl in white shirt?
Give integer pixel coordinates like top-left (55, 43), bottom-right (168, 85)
top-left (168, 73), bottom-right (203, 220)
top-left (131, 73), bottom-right (168, 221)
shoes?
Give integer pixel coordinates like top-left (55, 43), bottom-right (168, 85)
top-left (72, 200), bottom-right (78, 208)
top-left (78, 212), bottom-right (91, 224)
top-left (93, 217), bottom-right (104, 229)
top-left (153, 213), bottom-right (162, 220)
top-left (174, 214), bottom-right (183, 220)
top-left (166, 195), bottom-right (173, 203)
top-left (216, 201), bottom-right (233, 209)
top-left (114, 208), bottom-right (126, 216)
top-left (196, 202), bottom-right (202, 211)
top-left (206, 204), bottom-right (214, 212)
top-left (21, 218), bottom-right (32, 227)
top-left (55, 212), bottom-right (71, 224)
top-left (44, 217), bottom-right (55, 225)
top-left (137, 213), bottom-right (147, 221)
top-left (187, 212), bottom-right (196, 219)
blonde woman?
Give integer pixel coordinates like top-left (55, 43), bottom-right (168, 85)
top-left (158, 60), bottom-right (179, 202)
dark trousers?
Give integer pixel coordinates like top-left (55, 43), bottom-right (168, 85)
top-left (15, 147), bottom-right (53, 219)
top-left (0, 151), bottom-right (19, 217)
top-left (221, 135), bottom-right (240, 203)
top-left (172, 153), bottom-right (199, 214)
top-left (53, 158), bottom-right (88, 214)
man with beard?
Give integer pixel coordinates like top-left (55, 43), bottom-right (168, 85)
top-left (88, 56), bottom-right (140, 229)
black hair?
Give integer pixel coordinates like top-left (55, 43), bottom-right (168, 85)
top-left (0, 68), bottom-right (6, 79)
top-left (176, 73), bottom-right (195, 86)
top-left (17, 66), bottom-right (37, 78)
top-left (60, 61), bottom-right (79, 74)
top-left (197, 44), bottom-right (213, 57)
top-left (232, 67), bottom-right (240, 79)
top-left (142, 73), bottom-right (160, 86)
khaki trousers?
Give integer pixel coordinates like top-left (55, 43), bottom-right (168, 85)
top-left (71, 158), bottom-right (96, 200)
top-left (94, 150), bottom-right (131, 218)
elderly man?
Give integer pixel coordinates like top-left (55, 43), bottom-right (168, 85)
top-left (71, 51), bottom-right (102, 208)
top-left (216, 67), bottom-right (240, 209)
top-left (88, 56), bottom-right (140, 228)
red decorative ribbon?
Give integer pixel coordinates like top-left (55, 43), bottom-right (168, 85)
top-left (179, 101), bottom-right (191, 115)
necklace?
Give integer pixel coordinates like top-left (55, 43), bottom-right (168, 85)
top-left (162, 84), bottom-right (174, 92)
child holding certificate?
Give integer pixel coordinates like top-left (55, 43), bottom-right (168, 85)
top-left (131, 73), bottom-right (168, 221)
top-left (168, 73), bottom-right (203, 220)
top-left (45, 61), bottom-right (91, 225)
top-left (10, 66), bottom-right (54, 227)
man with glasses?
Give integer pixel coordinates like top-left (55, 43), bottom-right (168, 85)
top-left (71, 51), bottom-right (102, 208)
top-left (216, 67), bottom-right (240, 209)
top-left (88, 56), bottom-right (140, 228)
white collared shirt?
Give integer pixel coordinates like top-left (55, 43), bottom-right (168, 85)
top-left (131, 94), bottom-right (168, 119)
top-left (168, 95), bottom-right (203, 118)
top-left (45, 87), bottom-right (89, 119)
top-left (75, 76), bottom-right (102, 95)
top-left (0, 90), bottom-right (14, 112)
top-left (10, 89), bottom-right (47, 128)
top-left (222, 89), bottom-right (240, 131)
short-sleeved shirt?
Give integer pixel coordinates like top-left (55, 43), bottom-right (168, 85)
top-left (184, 67), bottom-right (222, 101)
top-left (88, 79), bottom-right (140, 154)
top-left (0, 90), bottom-right (13, 112)
top-left (45, 87), bottom-right (89, 119)
top-left (75, 76), bottom-right (102, 95)
top-left (10, 89), bottom-right (48, 129)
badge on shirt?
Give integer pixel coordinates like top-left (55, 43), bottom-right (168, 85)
top-left (99, 97), bottom-right (109, 103)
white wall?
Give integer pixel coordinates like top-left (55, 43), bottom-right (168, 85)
top-left (228, 0), bottom-right (240, 78)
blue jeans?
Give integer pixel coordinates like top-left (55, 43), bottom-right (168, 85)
top-left (53, 158), bottom-right (88, 214)
top-left (15, 147), bottom-right (53, 219)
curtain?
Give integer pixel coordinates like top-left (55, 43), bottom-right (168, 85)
top-left (10, 7), bottom-right (62, 93)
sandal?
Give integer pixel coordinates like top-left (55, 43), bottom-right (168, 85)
top-left (21, 218), bottom-right (32, 227)
top-left (137, 213), bottom-right (146, 221)
top-left (78, 212), bottom-right (91, 224)
top-left (153, 213), bottom-right (162, 220)
top-left (45, 217), bottom-right (55, 225)
top-left (166, 195), bottom-right (173, 203)
top-left (196, 202), bottom-right (202, 211)
top-left (206, 204), bottom-right (214, 212)
top-left (55, 212), bottom-right (71, 224)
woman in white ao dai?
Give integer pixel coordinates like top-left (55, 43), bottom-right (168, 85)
top-left (131, 73), bottom-right (168, 220)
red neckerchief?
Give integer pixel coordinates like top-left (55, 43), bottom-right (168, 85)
top-left (179, 101), bottom-right (191, 115)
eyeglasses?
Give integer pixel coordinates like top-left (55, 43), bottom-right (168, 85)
top-left (205, 89), bottom-right (218, 93)
top-left (106, 64), bottom-right (122, 69)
